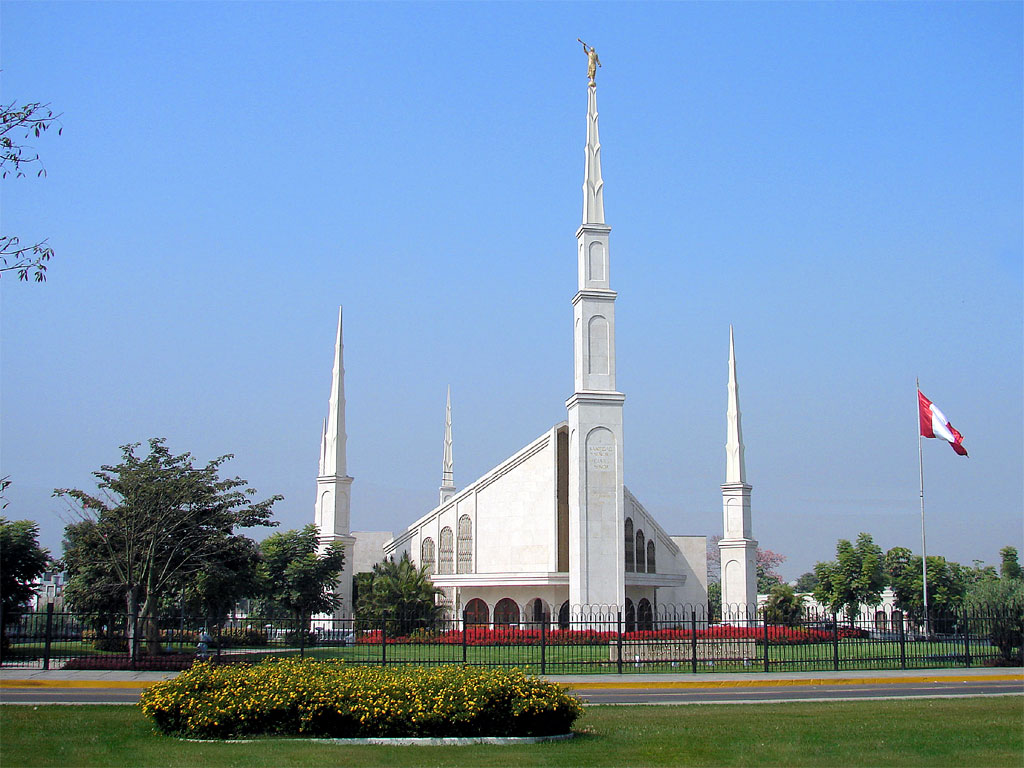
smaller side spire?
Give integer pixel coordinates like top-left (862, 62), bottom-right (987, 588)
top-left (439, 386), bottom-right (455, 505)
top-left (725, 325), bottom-right (746, 484)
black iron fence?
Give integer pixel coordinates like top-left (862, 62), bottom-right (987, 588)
top-left (2, 603), bottom-right (1021, 673)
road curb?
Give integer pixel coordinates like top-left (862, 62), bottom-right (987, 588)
top-left (0, 680), bottom-right (165, 689)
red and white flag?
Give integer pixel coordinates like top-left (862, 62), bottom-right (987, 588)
top-left (918, 390), bottom-right (968, 456)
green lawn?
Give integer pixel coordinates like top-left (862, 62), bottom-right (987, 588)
top-left (4, 635), bottom-right (1009, 674)
top-left (1, 697), bottom-right (1021, 767)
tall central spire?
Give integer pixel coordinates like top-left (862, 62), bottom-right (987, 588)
top-left (582, 84), bottom-right (605, 225)
top-left (725, 325), bottom-right (746, 484)
top-left (567, 66), bottom-right (626, 614)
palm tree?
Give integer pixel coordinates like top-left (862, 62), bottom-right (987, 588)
top-left (355, 553), bottom-right (442, 636)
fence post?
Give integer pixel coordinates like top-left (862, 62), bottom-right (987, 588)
top-left (831, 612), bottom-right (840, 672)
top-left (462, 610), bottom-right (468, 665)
top-left (298, 614), bottom-right (305, 660)
top-left (42, 603), bottom-right (54, 671)
top-left (381, 611), bottom-right (388, 667)
top-left (216, 620), bottom-right (223, 662)
top-left (540, 614), bottom-right (546, 676)
top-left (763, 609), bottom-right (770, 673)
top-left (130, 611), bottom-right (139, 671)
top-left (690, 610), bottom-right (698, 674)
top-left (961, 609), bottom-right (971, 668)
top-left (898, 612), bottom-right (907, 670)
top-left (616, 610), bottom-right (623, 675)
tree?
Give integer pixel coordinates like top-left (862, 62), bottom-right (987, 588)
top-left (184, 535), bottom-right (262, 624)
top-left (967, 548), bottom-right (1024, 663)
top-left (812, 532), bottom-right (886, 623)
top-left (762, 584), bottom-right (805, 627)
top-left (355, 552), bottom-right (442, 636)
top-left (884, 546), bottom-right (968, 618)
top-left (756, 548), bottom-right (786, 593)
top-left (999, 546), bottom-right (1022, 582)
top-left (707, 581), bottom-right (722, 622)
top-left (257, 525), bottom-right (345, 629)
top-left (0, 517), bottom-right (50, 653)
top-left (1, 100), bottom-right (61, 282)
top-left (794, 571), bottom-right (819, 592)
top-left (56, 438), bottom-right (279, 657)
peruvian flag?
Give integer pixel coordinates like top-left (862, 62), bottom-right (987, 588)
top-left (918, 390), bottom-right (968, 456)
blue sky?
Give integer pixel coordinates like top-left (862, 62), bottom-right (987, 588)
top-left (2, 1), bottom-right (1021, 580)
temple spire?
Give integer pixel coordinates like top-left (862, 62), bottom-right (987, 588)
top-left (725, 325), bottom-right (746, 484)
top-left (439, 386), bottom-right (455, 504)
top-left (320, 306), bottom-right (348, 477)
top-left (582, 82), bottom-right (605, 225)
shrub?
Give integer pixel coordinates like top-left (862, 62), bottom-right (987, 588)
top-left (139, 658), bottom-right (583, 739)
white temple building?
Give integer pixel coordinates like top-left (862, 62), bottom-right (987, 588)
top-left (312, 73), bottom-right (763, 627)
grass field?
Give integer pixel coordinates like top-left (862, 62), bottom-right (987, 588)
top-left (1, 697), bottom-right (1021, 767)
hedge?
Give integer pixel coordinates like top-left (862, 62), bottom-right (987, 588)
top-left (139, 658), bottom-right (583, 739)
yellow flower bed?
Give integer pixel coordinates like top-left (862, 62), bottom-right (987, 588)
top-left (139, 659), bottom-right (583, 739)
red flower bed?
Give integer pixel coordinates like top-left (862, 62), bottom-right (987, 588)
top-left (355, 625), bottom-right (840, 647)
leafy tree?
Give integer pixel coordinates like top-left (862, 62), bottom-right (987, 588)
top-left (813, 532), bottom-right (886, 623)
top-left (707, 581), bottom-right (722, 622)
top-left (55, 438), bottom-right (279, 657)
top-left (756, 548), bottom-right (786, 593)
top-left (968, 575), bottom-right (1024, 663)
top-left (999, 546), bottom-right (1022, 582)
top-left (1, 100), bottom-right (61, 282)
top-left (257, 525), bottom-right (346, 629)
top-left (0, 517), bottom-right (50, 653)
top-left (794, 571), bottom-right (819, 592)
top-left (355, 553), bottom-right (442, 636)
top-left (967, 549), bottom-right (1024, 663)
top-left (883, 547), bottom-right (967, 618)
top-left (184, 535), bottom-right (262, 624)
top-left (762, 583), bottom-right (805, 627)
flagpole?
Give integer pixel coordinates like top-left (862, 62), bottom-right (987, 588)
top-left (917, 378), bottom-right (930, 634)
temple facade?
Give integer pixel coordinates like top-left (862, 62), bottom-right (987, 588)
top-left (313, 74), bottom-right (761, 626)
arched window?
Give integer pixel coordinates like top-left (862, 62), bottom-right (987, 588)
top-left (624, 598), bottom-right (636, 633)
top-left (624, 518), bottom-right (634, 572)
top-left (420, 537), bottom-right (436, 575)
top-left (874, 611), bottom-right (888, 632)
top-left (892, 610), bottom-right (904, 634)
top-left (647, 540), bottom-right (656, 574)
top-left (439, 527), bottom-right (454, 574)
top-left (558, 601), bottom-right (570, 630)
top-left (494, 598), bottom-right (520, 627)
top-left (635, 530), bottom-right (646, 573)
top-left (457, 515), bottom-right (472, 573)
top-left (638, 598), bottom-right (654, 631)
top-left (465, 598), bottom-right (489, 626)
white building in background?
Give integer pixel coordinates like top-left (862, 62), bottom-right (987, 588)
top-left (311, 74), bottom-right (758, 627)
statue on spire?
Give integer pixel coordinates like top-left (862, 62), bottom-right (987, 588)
top-left (578, 38), bottom-right (601, 86)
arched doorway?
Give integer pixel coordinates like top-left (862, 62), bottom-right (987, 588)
top-left (624, 598), bottom-right (636, 633)
top-left (527, 598), bottom-right (550, 627)
top-left (465, 598), bottom-right (489, 626)
top-left (638, 598), bottom-right (653, 631)
top-left (558, 601), bottom-right (570, 630)
top-left (494, 598), bottom-right (520, 627)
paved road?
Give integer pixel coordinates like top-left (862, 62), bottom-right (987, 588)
top-left (3, 676), bottom-right (1021, 706)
